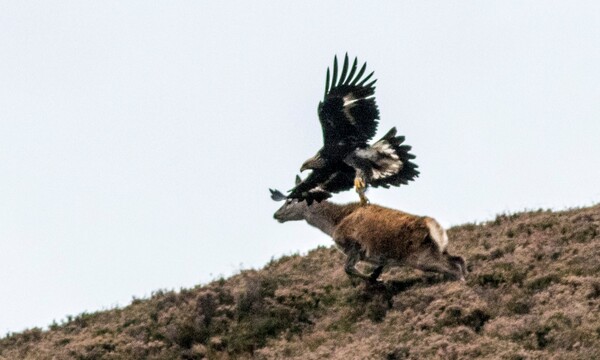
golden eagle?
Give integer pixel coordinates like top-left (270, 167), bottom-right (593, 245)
top-left (274, 54), bottom-right (419, 205)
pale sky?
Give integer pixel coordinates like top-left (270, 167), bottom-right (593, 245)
top-left (1, 1), bottom-right (599, 334)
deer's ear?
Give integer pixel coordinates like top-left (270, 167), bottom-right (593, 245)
top-left (269, 188), bottom-right (287, 202)
top-left (295, 175), bottom-right (302, 186)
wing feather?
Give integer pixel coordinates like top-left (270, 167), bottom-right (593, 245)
top-left (357, 71), bottom-right (375, 86)
top-left (350, 62), bottom-right (367, 86)
top-left (287, 166), bottom-right (355, 204)
top-left (338, 53), bottom-right (349, 86)
top-left (345, 57), bottom-right (358, 85)
top-left (324, 68), bottom-right (330, 99)
top-left (331, 56), bottom-right (338, 90)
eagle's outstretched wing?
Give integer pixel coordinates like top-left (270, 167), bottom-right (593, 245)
top-left (318, 54), bottom-right (380, 148)
top-left (368, 128), bottom-right (420, 188)
top-left (343, 127), bottom-right (420, 189)
top-left (286, 166), bottom-right (355, 205)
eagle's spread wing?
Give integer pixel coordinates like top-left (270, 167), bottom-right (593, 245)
top-left (344, 127), bottom-right (420, 189)
top-left (287, 166), bottom-right (355, 204)
top-left (369, 128), bottom-right (419, 188)
top-left (318, 54), bottom-right (380, 148)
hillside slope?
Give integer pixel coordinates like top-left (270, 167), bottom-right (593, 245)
top-left (2, 205), bottom-right (600, 359)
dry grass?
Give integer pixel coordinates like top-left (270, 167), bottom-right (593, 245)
top-left (1, 205), bottom-right (600, 359)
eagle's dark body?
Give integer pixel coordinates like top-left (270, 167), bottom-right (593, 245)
top-left (276, 54), bottom-right (419, 205)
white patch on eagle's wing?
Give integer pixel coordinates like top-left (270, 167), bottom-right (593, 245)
top-left (342, 94), bottom-right (358, 125)
top-left (369, 140), bottom-right (404, 180)
top-left (343, 94), bottom-right (359, 107)
top-left (371, 159), bottom-right (402, 180)
top-left (372, 142), bottom-right (399, 160)
top-left (309, 186), bottom-right (325, 193)
top-left (353, 147), bottom-right (374, 160)
top-left (342, 93), bottom-right (375, 126)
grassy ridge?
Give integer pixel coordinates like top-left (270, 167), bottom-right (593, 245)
top-left (1, 205), bottom-right (600, 359)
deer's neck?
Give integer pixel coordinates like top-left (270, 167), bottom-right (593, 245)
top-left (304, 201), bottom-right (359, 237)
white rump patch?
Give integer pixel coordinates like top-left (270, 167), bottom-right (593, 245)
top-left (425, 217), bottom-right (448, 252)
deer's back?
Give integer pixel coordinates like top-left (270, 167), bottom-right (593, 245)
top-left (333, 204), bottom-right (431, 259)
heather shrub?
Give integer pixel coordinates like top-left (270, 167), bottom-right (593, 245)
top-left (525, 274), bottom-right (560, 292)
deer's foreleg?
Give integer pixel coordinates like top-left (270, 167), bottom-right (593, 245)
top-left (343, 246), bottom-right (371, 281)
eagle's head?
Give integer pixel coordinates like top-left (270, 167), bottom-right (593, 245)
top-left (300, 153), bottom-right (326, 172)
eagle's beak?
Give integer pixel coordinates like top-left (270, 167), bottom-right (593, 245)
top-left (301, 154), bottom-right (322, 172)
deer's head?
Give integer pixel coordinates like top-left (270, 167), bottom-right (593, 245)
top-left (270, 189), bottom-right (308, 223)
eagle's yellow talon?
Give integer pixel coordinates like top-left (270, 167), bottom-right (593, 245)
top-left (354, 177), bottom-right (366, 190)
top-left (354, 177), bottom-right (369, 206)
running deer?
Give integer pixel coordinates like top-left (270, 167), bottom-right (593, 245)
top-left (270, 189), bottom-right (467, 283)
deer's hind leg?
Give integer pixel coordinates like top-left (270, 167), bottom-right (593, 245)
top-left (364, 254), bottom-right (387, 283)
top-left (408, 244), bottom-right (465, 281)
top-left (445, 253), bottom-right (468, 278)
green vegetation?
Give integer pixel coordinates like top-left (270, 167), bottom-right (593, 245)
top-left (1, 204), bottom-right (600, 359)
